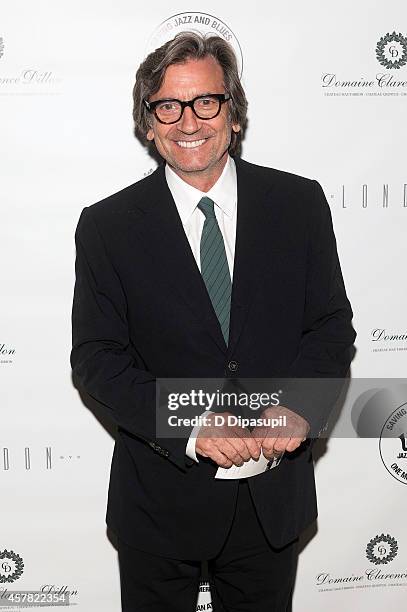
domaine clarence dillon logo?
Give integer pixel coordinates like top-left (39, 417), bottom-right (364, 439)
top-left (376, 31), bottom-right (407, 69)
top-left (371, 328), bottom-right (407, 353)
top-left (322, 30), bottom-right (407, 95)
top-left (0, 550), bottom-right (24, 583)
top-left (366, 534), bottom-right (398, 565)
top-left (316, 533), bottom-right (405, 592)
top-left (0, 342), bottom-right (15, 364)
top-left (0, 35), bottom-right (61, 93)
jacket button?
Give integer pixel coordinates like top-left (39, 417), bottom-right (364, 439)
top-left (227, 360), bottom-right (238, 372)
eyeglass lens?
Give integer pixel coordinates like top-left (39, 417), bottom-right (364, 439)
top-left (155, 96), bottom-right (220, 123)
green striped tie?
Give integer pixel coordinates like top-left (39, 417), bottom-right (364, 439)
top-left (198, 196), bottom-right (232, 345)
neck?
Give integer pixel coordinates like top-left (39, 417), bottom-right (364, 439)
top-left (169, 153), bottom-right (229, 192)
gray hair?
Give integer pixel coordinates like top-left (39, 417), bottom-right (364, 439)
top-left (132, 31), bottom-right (247, 156)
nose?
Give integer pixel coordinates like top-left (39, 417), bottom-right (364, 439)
top-left (178, 105), bottom-right (200, 134)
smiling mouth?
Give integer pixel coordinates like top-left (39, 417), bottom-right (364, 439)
top-left (175, 138), bottom-right (207, 149)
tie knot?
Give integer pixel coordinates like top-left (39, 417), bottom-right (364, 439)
top-left (197, 196), bottom-right (216, 219)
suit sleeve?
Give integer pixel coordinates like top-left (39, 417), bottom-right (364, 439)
top-left (282, 180), bottom-right (356, 437)
top-left (70, 207), bottom-right (195, 471)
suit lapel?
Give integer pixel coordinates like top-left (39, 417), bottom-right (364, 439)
top-left (227, 157), bottom-right (274, 355)
top-left (129, 164), bottom-right (227, 353)
top-left (129, 158), bottom-right (274, 356)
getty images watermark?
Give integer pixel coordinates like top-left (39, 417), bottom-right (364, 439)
top-left (155, 377), bottom-right (407, 440)
top-left (168, 413), bottom-right (288, 430)
top-left (167, 387), bottom-right (281, 410)
top-left (166, 388), bottom-right (286, 429)
top-left (154, 379), bottom-right (308, 438)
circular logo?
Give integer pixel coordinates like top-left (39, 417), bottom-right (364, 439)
top-left (146, 13), bottom-right (243, 77)
top-left (376, 31), bottom-right (407, 69)
top-left (379, 402), bottom-right (407, 485)
top-left (0, 550), bottom-right (24, 583)
top-left (366, 534), bottom-right (398, 565)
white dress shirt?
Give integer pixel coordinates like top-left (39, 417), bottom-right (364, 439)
top-left (165, 155), bottom-right (238, 462)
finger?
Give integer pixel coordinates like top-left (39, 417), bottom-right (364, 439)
top-left (209, 449), bottom-right (234, 468)
top-left (273, 437), bottom-right (290, 453)
top-left (218, 439), bottom-right (246, 466)
top-left (252, 424), bottom-right (269, 442)
top-left (226, 433), bottom-right (251, 462)
top-left (197, 435), bottom-right (246, 466)
top-left (253, 430), bottom-right (266, 446)
top-left (285, 437), bottom-right (303, 452)
top-left (234, 428), bottom-right (261, 459)
top-left (244, 435), bottom-right (262, 459)
top-left (263, 450), bottom-right (278, 460)
top-left (261, 436), bottom-right (279, 459)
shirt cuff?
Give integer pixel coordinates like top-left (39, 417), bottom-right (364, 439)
top-left (185, 410), bottom-right (213, 463)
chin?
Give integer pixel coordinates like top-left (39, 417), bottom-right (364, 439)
top-left (171, 159), bottom-right (213, 173)
top-left (174, 151), bottom-right (222, 170)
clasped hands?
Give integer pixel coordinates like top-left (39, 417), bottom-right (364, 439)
top-left (195, 406), bottom-right (310, 468)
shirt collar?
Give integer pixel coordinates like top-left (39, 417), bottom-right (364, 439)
top-left (165, 155), bottom-right (237, 226)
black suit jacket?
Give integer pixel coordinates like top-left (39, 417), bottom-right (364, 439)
top-left (70, 156), bottom-right (356, 558)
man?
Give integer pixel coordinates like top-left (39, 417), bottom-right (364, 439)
top-left (71, 32), bottom-right (356, 611)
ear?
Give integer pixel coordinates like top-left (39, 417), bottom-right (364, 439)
top-left (232, 123), bottom-right (241, 133)
top-left (146, 127), bottom-right (154, 141)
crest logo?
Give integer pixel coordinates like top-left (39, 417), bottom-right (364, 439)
top-left (376, 31), bottom-right (407, 69)
top-left (366, 534), bottom-right (398, 565)
top-left (0, 550), bottom-right (24, 583)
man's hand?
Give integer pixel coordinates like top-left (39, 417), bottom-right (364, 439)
top-left (252, 406), bottom-right (310, 460)
top-left (195, 411), bottom-right (261, 468)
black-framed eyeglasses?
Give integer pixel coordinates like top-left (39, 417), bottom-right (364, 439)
top-left (143, 93), bottom-right (231, 124)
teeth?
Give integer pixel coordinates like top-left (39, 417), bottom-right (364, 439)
top-left (176, 139), bottom-right (206, 148)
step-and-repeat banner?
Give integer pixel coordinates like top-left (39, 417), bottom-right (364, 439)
top-left (2, 1), bottom-right (406, 610)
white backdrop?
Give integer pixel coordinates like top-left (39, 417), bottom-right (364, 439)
top-left (1, 1), bottom-right (407, 610)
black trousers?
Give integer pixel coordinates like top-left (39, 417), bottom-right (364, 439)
top-left (117, 480), bottom-right (298, 612)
